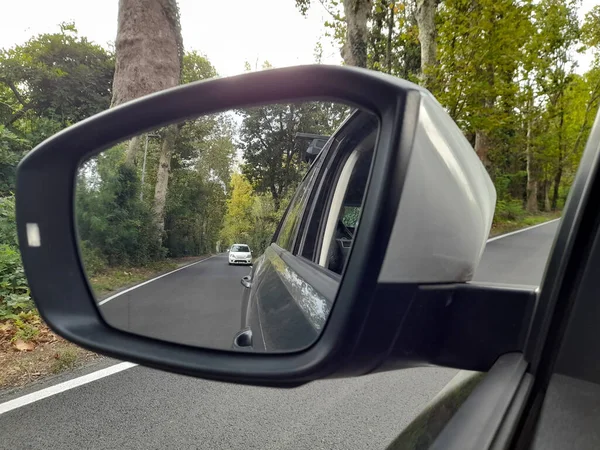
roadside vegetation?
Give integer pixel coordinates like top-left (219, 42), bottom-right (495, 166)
top-left (1, 0), bottom-right (600, 387)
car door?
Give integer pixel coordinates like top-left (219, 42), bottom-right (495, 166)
top-left (234, 110), bottom-right (378, 352)
top-left (384, 109), bottom-right (600, 449)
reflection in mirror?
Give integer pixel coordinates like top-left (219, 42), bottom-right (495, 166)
top-left (75, 101), bottom-right (378, 352)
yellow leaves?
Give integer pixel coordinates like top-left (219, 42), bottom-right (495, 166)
top-left (221, 173), bottom-right (255, 244)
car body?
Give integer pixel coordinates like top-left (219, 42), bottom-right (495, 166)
top-left (234, 89), bottom-right (494, 352)
top-left (228, 244), bottom-right (252, 265)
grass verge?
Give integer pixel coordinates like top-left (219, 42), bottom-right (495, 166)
top-left (0, 317), bottom-right (98, 388)
top-left (88, 260), bottom-right (179, 297)
top-left (0, 255), bottom-right (210, 390)
top-left (490, 210), bottom-right (561, 238)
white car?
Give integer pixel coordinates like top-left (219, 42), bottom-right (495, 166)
top-left (228, 244), bottom-right (252, 265)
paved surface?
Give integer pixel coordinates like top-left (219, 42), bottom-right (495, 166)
top-left (99, 253), bottom-right (249, 349)
top-left (0, 221), bottom-right (560, 450)
top-left (474, 220), bottom-right (559, 286)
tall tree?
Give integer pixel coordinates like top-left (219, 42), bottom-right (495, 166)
top-left (0, 23), bottom-right (114, 194)
top-left (368, 1), bottom-right (421, 79)
top-left (111, 0), bottom-right (184, 234)
top-left (220, 173), bottom-right (255, 246)
top-left (0, 22), bottom-right (114, 128)
top-left (342, 0), bottom-right (373, 66)
top-left (531, 0), bottom-right (580, 209)
top-left (415, 0), bottom-right (437, 88)
top-left (295, 0), bottom-right (372, 67)
top-left (239, 101), bottom-right (348, 210)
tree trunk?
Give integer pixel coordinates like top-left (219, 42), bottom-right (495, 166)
top-left (525, 109), bottom-right (538, 212)
top-left (416, 0), bottom-right (437, 89)
top-left (342, 0), bottom-right (372, 67)
top-left (551, 166), bottom-right (562, 211)
top-left (111, 0), bottom-right (183, 165)
top-left (474, 130), bottom-right (491, 169)
top-left (270, 185), bottom-right (280, 211)
top-left (526, 178), bottom-right (538, 212)
top-left (153, 125), bottom-right (178, 234)
top-left (543, 180), bottom-right (551, 211)
top-left (526, 175), bottom-right (538, 212)
top-left (124, 135), bottom-right (142, 166)
top-left (386, 2), bottom-right (394, 73)
top-left (551, 109), bottom-right (565, 211)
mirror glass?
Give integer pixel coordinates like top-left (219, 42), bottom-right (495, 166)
top-left (75, 100), bottom-right (378, 352)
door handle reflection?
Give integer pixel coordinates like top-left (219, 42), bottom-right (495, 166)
top-left (241, 275), bottom-right (252, 289)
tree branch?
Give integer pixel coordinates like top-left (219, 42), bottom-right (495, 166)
top-left (3, 80), bottom-right (28, 108)
top-left (318, 0), bottom-right (339, 18)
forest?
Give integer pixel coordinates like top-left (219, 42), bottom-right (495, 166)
top-left (1, 0), bottom-right (600, 321)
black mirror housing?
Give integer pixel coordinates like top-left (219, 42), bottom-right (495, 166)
top-left (16, 65), bottom-right (528, 387)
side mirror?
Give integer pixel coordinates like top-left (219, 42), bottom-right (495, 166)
top-left (16, 65), bottom-right (513, 388)
top-left (296, 133), bottom-right (331, 163)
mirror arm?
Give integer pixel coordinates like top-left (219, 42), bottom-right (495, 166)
top-left (371, 282), bottom-right (537, 373)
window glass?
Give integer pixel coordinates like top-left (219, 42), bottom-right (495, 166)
top-left (320, 144), bottom-right (375, 274)
top-left (341, 206), bottom-right (361, 228)
top-left (231, 245), bottom-right (250, 252)
top-left (275, 163), bottom-right (320, 252)
top-left (299, 115), bottom-right (377, 274)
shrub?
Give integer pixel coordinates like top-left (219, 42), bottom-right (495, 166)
top-left (76, 163), bottom-right (167, 267)
top-left (0, 244), bottom-right (34, 319)
top-left (13, 316), bottom-right (40, 341)
top-left (0, 195), bottom-right (18, 247)
top-left (51, 349), bottom-right (78, 373)
top-left (494, 198), bottom-right (525, 223)
top-left (79, 240), bottom-right (108, 276)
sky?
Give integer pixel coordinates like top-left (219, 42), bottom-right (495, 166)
top-left (0, 0), bottom-right (341, 76)
top-left (0, 0), bottom-right (595, 74)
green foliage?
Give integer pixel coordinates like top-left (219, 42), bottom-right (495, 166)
top-left (0, 244), bottom-right (33, 319)
top-left (369, 1), bottom-right (421, 79)
top-left (0, 194), bottom-right (31, 319)
top-left (164, 112), bottom-right (235, 257)
top-left (12, 317), bottom-right (40, 342)
top-left (76, 162), bottom-right (166, 267)
top-left (182, 51), bottom-right (218, 84)
top-left (0, 195), bottom-right (18, 247)
top-left (220, 173), bottom-right (255, 246)
top-left (220, 173), bottom-right (288, 256)
top-left (0, 127), bottom-right (29, 196)
top-left (297, 0), bottom-right (597, 217)
top-left (0, 22), bottom-right (114, 128)
top-left (495, 199), bottom-right (525, 223)
top-left (240, 101), bottom-right (348, 209)
top-left (78, 240), bottom-right (108, 276)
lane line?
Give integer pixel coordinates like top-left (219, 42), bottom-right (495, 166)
top-left (0, 220), bottom-right (560, 414)
top-left (0, 362), bottom-right (137, 416)
top-left (98, 254), bottom-right (217, 306)
top-left (486, 218), bottom-right (560, 243)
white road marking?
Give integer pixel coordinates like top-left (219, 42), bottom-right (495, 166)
top-left (0, 220), bottom-right (560, 415)
top-left (0, 362), bottom-right (137, 416)
top-left (486, 218), bottom-right (560, 243)
top-left (98, 255), bottom-right (216, 306)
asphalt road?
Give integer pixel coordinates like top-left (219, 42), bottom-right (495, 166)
top-left (474, 220), bottom-right (559, 286)
top-left (0, 220), bottom-right (560, 450)
top-left (99, 253), bottom-right (250, 349)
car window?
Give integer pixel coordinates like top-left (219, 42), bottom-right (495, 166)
top-left (341, 205), bottom-right (360, 229)
top-left (300, 117), bottom-right (377, 275)
top-left (231, 245), bottom-right (250, 252)
top-left (275, 157), bottom-right (322, 252)
top-left (319, 144), bottom-right (374, 274)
